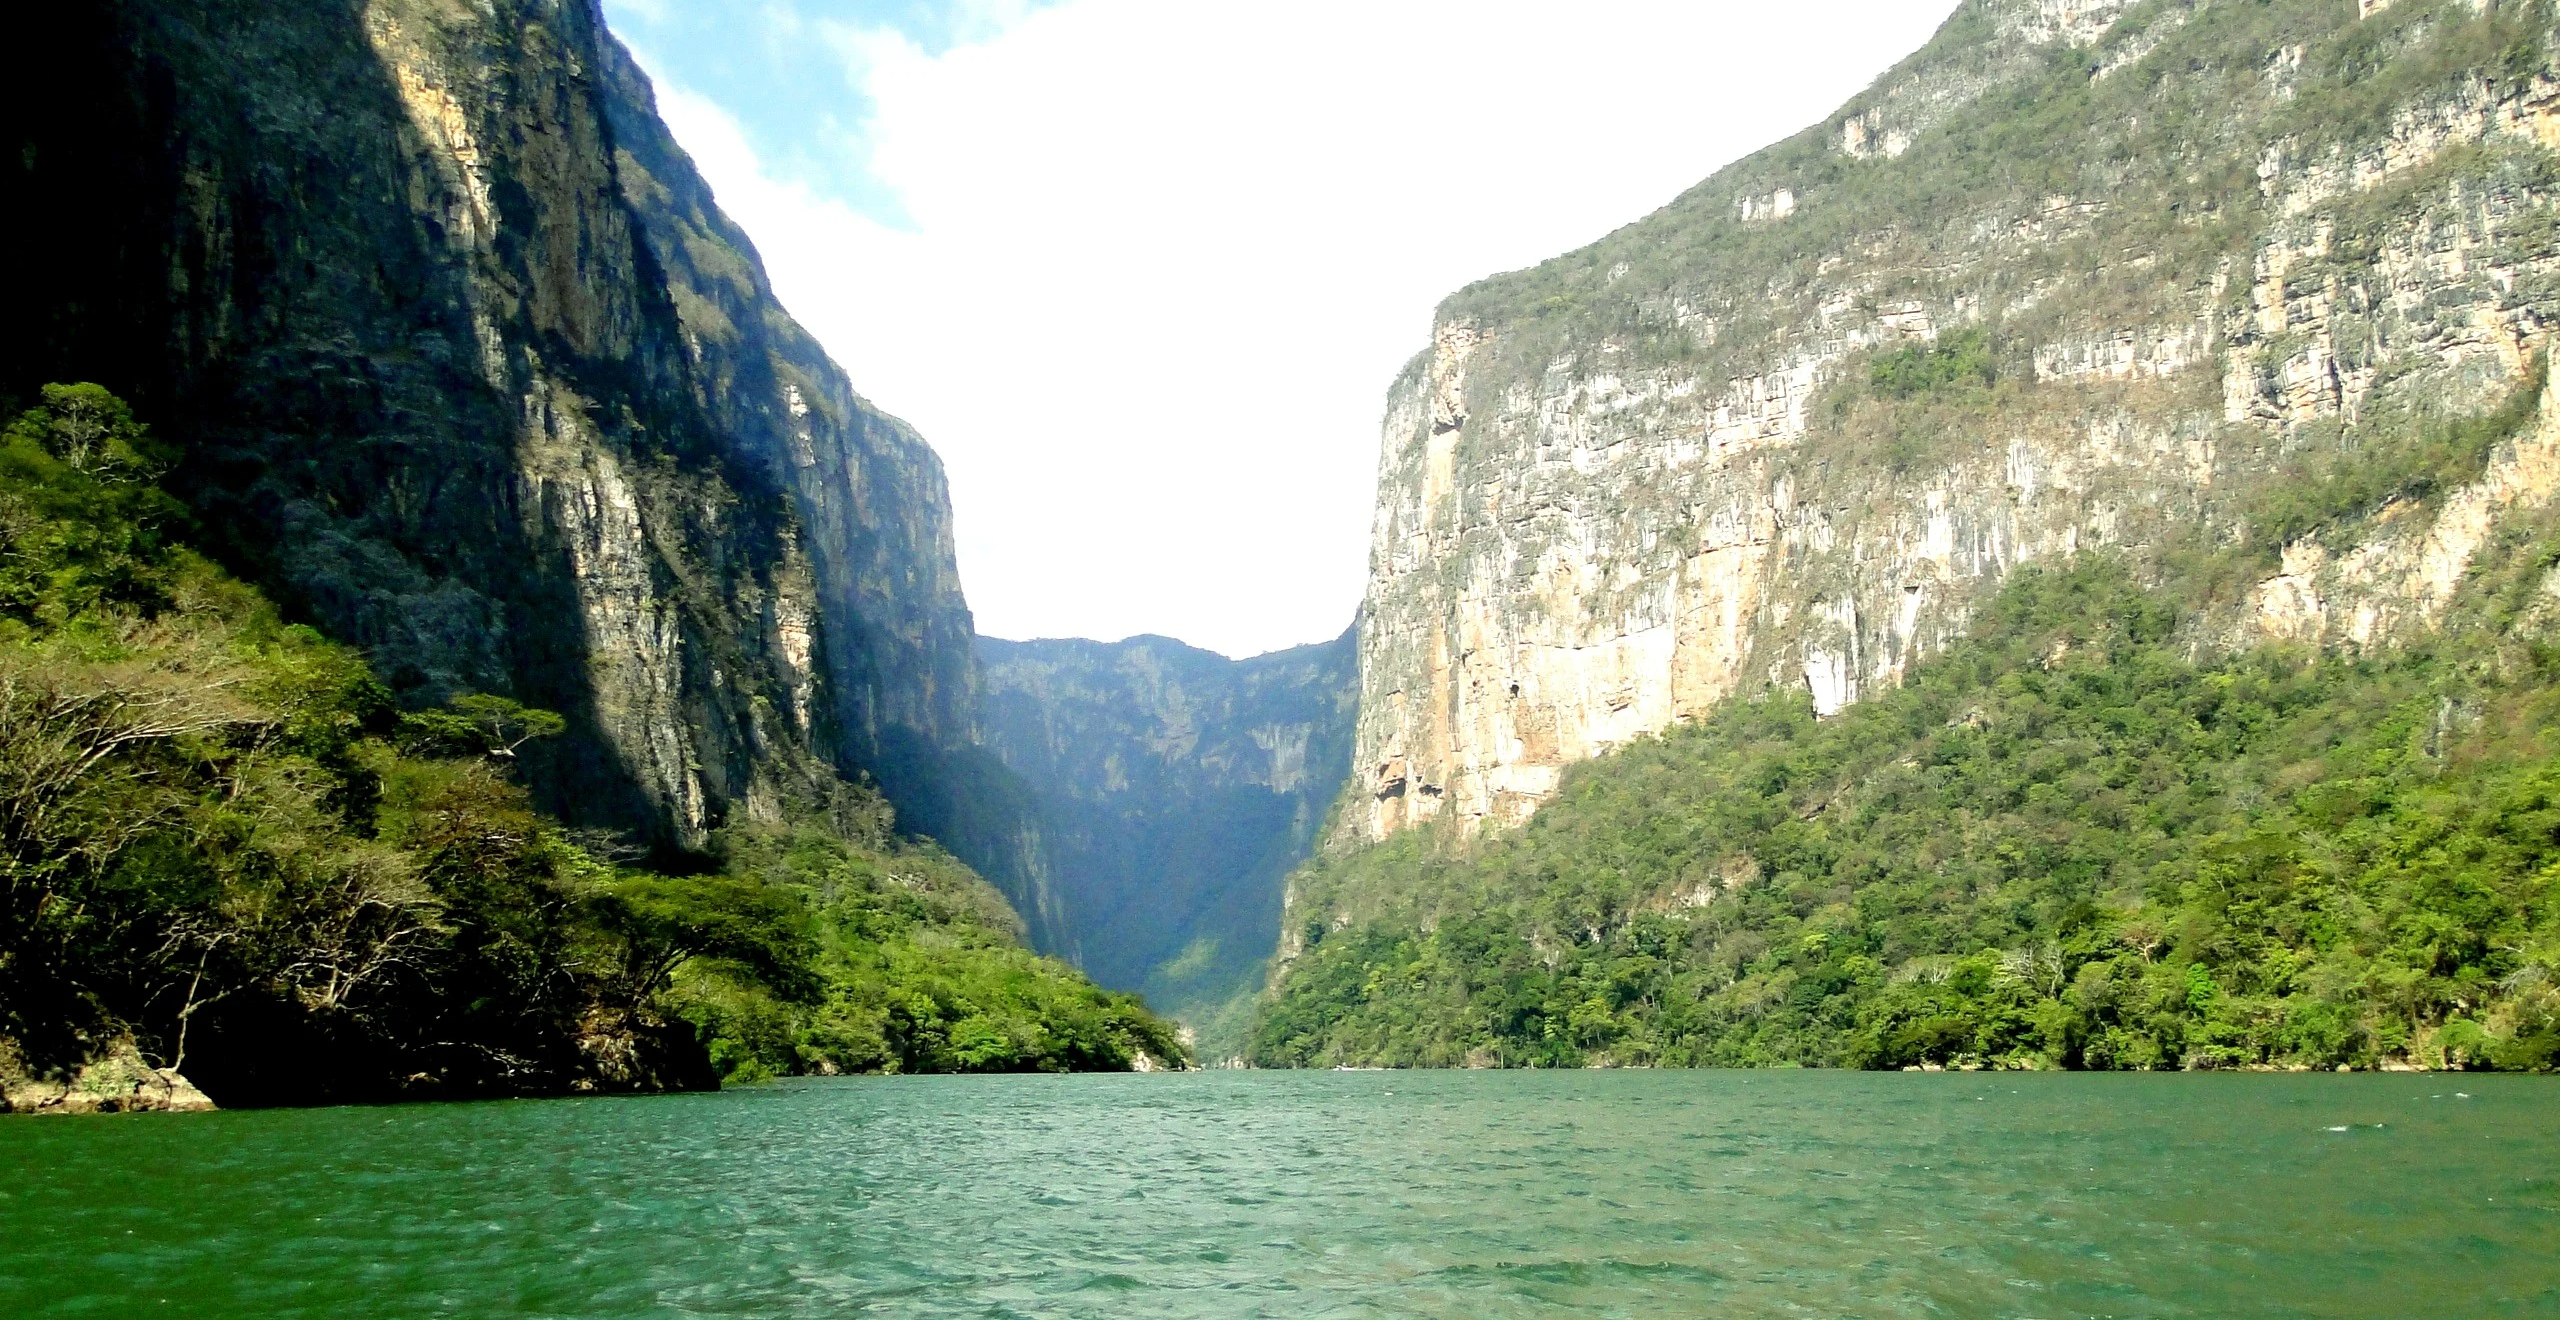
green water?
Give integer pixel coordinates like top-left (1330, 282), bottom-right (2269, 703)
top-left (3, 1072), bottom-right (2554, 1318)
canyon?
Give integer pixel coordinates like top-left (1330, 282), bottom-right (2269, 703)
top-left (975, 630), bottom-right (1355, 1038)
top-left (0, 0), bottom-right (1354, 1067)
top-left (16, 0), bottom-right (2559, 1075)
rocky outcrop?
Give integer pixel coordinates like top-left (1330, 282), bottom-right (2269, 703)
top-left (0, 1), bottom-right (1010, 868)
top-left (1, 1037), bottom-right (214, 1116)
top-left (976, 630), bottom-right (1356, 1015)
top-left (592, 43), bottom-right (1034, 878)
top-left (1348, 0), bottom-right (2560, 842)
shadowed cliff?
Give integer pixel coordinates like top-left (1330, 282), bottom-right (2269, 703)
top-left (0, 0), bottom-right (1057, 928)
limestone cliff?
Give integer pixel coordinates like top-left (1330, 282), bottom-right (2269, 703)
top-left (1349, 0), bottom-right (2560, 842)
top-left (976, 630), bottom-right (1356, 1021)
top-left (2, 1), bottom-right (1025, 878)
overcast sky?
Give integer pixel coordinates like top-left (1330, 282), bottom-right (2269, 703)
top-left (600, 0), bottom-right (1960, 658)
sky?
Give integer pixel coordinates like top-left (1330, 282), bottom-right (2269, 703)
top-left (600, 0), bottom-right (1961, 658)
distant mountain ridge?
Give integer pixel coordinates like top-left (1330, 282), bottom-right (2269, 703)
top-left (976, 629), bottom-right (1355, 1037)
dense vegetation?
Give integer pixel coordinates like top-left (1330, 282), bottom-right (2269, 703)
top-left (1255, 555), bottom-right (2560, 1072)
top-left (672, 828), bottom-right (1188, 1080)
top-left (0, 387), bottom-right (1181, 1106)
top-left (1866, 329), bottom-right (2000, 401)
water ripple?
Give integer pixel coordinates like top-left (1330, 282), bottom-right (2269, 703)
top-left (3, 1072), bottom-right (2556, 1318)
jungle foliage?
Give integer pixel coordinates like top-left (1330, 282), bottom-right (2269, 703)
top-left (671, 827), bottom-right (1189, 1080)
top-left (0, 387), bottom-right (1180, 1106)
top-left (1868, 329), bottom-right (2000, 401)
top-left (1255, 557), bottom-right (2560, 1073)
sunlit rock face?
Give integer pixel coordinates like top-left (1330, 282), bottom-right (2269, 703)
top-left (2, 1), bottom-right (1009, 868)
top-left (1349, 0), bottom-right (2560, 843)
top-left (976, 630), bottom-right (1356, 1014)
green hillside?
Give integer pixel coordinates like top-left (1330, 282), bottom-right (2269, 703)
top-left (0, 387), bottom-right (1181, 1108)
top-left (1256, 543), bottom-right (2560, 1071)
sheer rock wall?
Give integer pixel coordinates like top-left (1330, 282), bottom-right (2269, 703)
top-left (1349, 0), bottom-right (2560, 843)
top-left (4, 0), bottom-right (1022, 877)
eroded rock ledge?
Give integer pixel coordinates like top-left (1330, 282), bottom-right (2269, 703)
top-left (1, 1038), bottom-right (215, 1116)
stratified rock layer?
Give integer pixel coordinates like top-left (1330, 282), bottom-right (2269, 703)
top-left (1349, 0), bottom-right (2560, 842)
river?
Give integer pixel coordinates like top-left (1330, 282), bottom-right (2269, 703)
top-left (4, 1070), bottom-right (2553, 1317)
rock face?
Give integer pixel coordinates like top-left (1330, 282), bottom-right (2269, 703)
top-left (1, 1038), bottom-right (215, 1116)
top-left (1348, 0), bottom-right (2560, 842)
top-left (976, 630), bottom-right (1356, 1015)
top-left (2, 1), bottom-right (1025, 876)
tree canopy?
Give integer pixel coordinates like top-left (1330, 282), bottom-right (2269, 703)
top-left (1257, 560), bottom-right (2560, 1073)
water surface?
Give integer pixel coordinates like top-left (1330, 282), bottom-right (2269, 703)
top-left (4, 1071), bottom-right (2554, 1317)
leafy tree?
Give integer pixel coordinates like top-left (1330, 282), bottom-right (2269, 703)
top-left (597, 872), bottom-right (819, 1004)
top-left (6, 383), bottom-right (174, 479)
top-left (400, 694), bottom-right (569, 761)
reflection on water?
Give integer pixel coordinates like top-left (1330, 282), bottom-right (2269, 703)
top-left (4, 1071), bottom-right (2555, 1318)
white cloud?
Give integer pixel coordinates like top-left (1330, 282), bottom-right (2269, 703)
top-left (640, 0), bottom-right (1958, 658)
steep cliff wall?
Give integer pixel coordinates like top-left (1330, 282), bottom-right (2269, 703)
top-left (1, 1), bottom-right (1033, 883)
top-left (592, 40), bottom-right (1066, 940)
top-left (977, 630), bottom-right (1356, 1021)
top-left (1350, 0), bottom-right (2560, 842)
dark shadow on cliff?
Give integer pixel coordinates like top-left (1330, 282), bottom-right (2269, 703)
top-left (1, 0), bottom-right (859, 862)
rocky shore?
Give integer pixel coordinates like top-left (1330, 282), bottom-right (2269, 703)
top-left (1, 1038), bottom-right (215, 1116)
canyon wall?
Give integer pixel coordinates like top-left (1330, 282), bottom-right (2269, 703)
top-left (978, 630), bottom-right (1356, 1023)
top-left (1348, 0), bottom-right (2560, 842)
top-left (2, 0), bottom-right (1049, 914)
